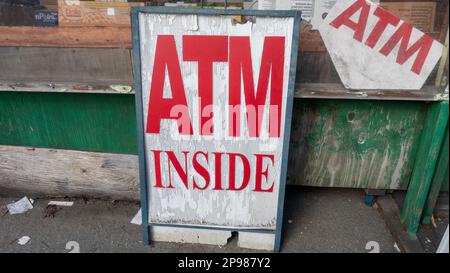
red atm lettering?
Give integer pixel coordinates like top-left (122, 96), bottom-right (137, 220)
top-left (146, 35), bottom-right (285, 137)
top-left (379, 23), bottom-right (433, 75)
top-left (330, 0), bottom-right (433, 75)
top-left (183, 35), bottom-right (228, 136)
top-left (329, 0), bottom-right (370, 42)
top-left (146, 35), bottom-right (193, 135)
top-left (229, 37), bottom-right (285, 138)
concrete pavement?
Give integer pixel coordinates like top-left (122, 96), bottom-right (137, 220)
top-left (0, 187), bottom-right (399, 253)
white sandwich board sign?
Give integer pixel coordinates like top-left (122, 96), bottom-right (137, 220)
top-left (131, 7), bottom-right (301, 252)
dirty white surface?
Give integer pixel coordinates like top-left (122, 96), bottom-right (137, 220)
top-left (318, 0), bottom-right (443, 89)
top-left (130, 208), bottom-right (142, 225)
top-left (7, 196), bottom-right (34, 215)
top-left (130, 208), bottom-right (271, 250)
top-left (311, 0), bottom-right (380, 29)
top-left (437, 225), bottom-right (449, 253)
top-left (17, 236), bottom-right (31, 245)
top-left (138, 13), bottom-right (294, 228)
top-left (48, 201), bottom-right (74, 207)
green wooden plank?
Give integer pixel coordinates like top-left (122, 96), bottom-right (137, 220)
top-left (0, 91), bottom-right (431, 191)
top-left (0, 92), bottom-right (137, 154)
top-left (422, 124), bottom-right (449, 224)
top-left (288, 99), bottom-right (427, 189)
top-left (442, 171), bottom-right (450, 192)
top-left (401, 101), bottom-right (449, 234)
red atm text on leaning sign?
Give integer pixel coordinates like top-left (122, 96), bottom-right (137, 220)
top-left (138, 14), bottom-right (295, 228)
top-left (147, 36), bottom-right (284, 193)
top-left (318, 0), bottom-right (444, 90)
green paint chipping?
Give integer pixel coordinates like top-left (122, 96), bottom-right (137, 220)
top-left (401, 101), bottom-right (449, 234)
top-left (422, 125), bottom-right (449, 225)
top-left (0, 92), bottom-right (432, 191)
top-left (288, 99), bottom-right (427, 190)
top-left (0, 92), bottom-right (137, 154)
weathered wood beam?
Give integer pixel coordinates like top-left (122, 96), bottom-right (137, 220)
top-left (0, 47), bottom-right (133, 84)
top-left (0, 26), bottom-right (131, 48)
top-left (422, 125), bottom-right (449, 224)
top-left (295, 83), bottom-right (448, 101)
top-left (2, 81), bottom-right (447, 101)
top-left (401, 101), bottom-right (449, 234)
top-left (0, 145), bottom-right (140, 201)
top-left (0, 81), bottom-right (134, 94)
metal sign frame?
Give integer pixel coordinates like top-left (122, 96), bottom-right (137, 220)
top-left (131, 6), bottom-right (301, 252)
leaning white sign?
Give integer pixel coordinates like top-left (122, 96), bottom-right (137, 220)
top-left (132, 8), bottom-right (301, 251)
top-left (318, 0), bottom-right (444, 90)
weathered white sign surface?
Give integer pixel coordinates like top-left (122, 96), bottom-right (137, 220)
top-left (137, 12), bottom-right (296, 229)
top-left (318, 0), bottom-right (443, 89)
top-left (310, 0), bottom-right (380, 29)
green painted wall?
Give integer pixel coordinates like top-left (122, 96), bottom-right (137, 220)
top-left (0, 91), bottom-right (430, 189)
top-left (0, 92), bottom-right (137, 154)
top-left (288, 99), bottom-right (427, 189)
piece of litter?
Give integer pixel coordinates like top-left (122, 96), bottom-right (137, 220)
top-left (48, 201), bottom-right (74, 207)
top-left (394, 243), bottom-right (401, 252)
top-left (44, 205), bottom-right (61, 218)
top-left (17, 236), bottom-right (31, 245)
top-left (437, 225), bottom-right (449, 253)
top-left (288, 219), bottom-right (293, 224)
top-left (131, 209), bottom-right (142, 225)
top-left (7, 197), bottom-right (34, 215)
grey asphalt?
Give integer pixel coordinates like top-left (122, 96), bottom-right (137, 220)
top-left (0, 186), bottom-right (399, 253)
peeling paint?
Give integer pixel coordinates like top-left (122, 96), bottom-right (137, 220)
top-left (138, 13), bottom-right (295, 228)
top-left (288, 99), bottom-right (426, 189)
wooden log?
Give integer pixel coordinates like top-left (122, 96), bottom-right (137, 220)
top-left (0, 145), bottom-right (140, 200)
top-left (0, 26), bottom-right (131, 48)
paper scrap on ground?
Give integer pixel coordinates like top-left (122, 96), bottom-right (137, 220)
top-left (48, 201), bottom-right (74, 207)
top-left (437, 225), bottom-right (449, 253)
top-left (17, 236), bottom-right (31, 245)
top-left (7, 197), bottom-right (34, 215)
top-left (131, 209), bottom-right (142, 225)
